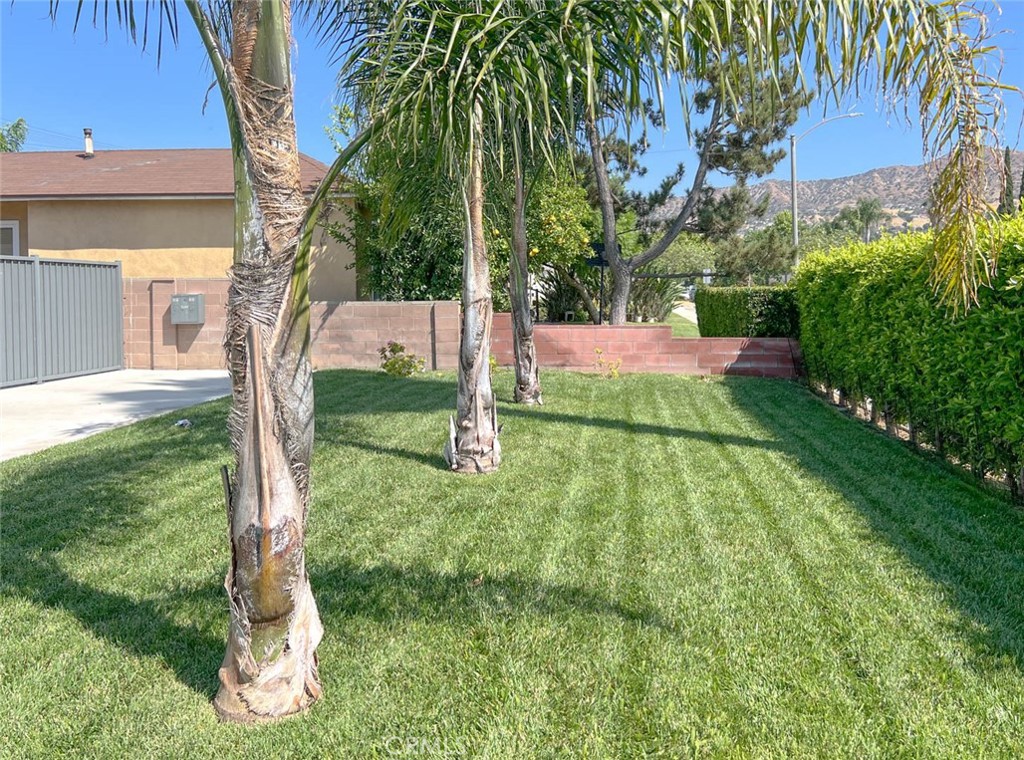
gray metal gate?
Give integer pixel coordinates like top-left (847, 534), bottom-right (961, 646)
top-left (1, 257), bottom-right (123, 387)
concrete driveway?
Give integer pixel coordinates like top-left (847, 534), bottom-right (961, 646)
top-left (0, 369), bottom-right (230, 461)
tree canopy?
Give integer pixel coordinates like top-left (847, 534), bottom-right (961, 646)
top-left (0, 118), bottom-right (28, 152)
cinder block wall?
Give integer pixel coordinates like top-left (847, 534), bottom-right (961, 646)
top-left (309, 300), bottom-right (460, 371)
top-left (490, 313), bottom-right (801, 377)
top-left (122, 278), bottom-right (460, 371)
top-left (123, 278), bottom-right (230, 370)
top-left (122, 280), bottom-right (799, 378)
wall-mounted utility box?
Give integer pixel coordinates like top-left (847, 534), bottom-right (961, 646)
top-left (170, 293), bottom-right (205, 325)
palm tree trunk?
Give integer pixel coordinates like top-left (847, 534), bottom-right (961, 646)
top-left (190, 0), bottom-right (322, 722)
top-left (444, 101), bottom-right (501, 473)
top-left (509, 164), bottom-right (542, 404)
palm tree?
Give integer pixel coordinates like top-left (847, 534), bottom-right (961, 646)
top-left (341, 2), bottom-right (581, 470)
top-left (855, 198), bottom-right (886, 243)
top-left (508, 148), bottom-right (543, 404)
top-left (50, 0), bottom-right (382, 723)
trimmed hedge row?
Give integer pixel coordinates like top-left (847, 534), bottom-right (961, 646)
top-left (794, 218), bottom-right (1024, 484)
top-left (694, 285), bottom-right (800, 338)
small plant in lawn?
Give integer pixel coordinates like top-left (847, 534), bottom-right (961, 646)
top-left (593, 348), bottom-right (622, 379)
top-left (379, 341), bottom-right (425, 376)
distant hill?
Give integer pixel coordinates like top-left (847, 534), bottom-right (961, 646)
top-left (651, 149), bottom-right (1023, 234)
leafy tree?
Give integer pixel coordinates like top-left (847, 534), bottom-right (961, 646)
top-left (1019, 157), bottom-right (1024, 215)
top-left (997, 146), bottom-right (1016, 215)
top-left (796, 211), bottom-right (861, 258)
top-left (0, 118), bottom-right (27, 152)
top-left (715, 214), bottom-right (795, 284)
top-left (658, 233), bottom-right (717, 275)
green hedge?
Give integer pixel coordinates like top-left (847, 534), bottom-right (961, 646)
top-left (694, 285), bottom-right (800, 338)
top-left (794, 218), bottom-right (1024, 482)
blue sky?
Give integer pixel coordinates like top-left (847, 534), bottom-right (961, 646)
top-left (2, 0), bottom-right (1023, 193)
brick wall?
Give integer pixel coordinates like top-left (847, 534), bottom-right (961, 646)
top-left (122, 279), bottom-right (800, 378)
top-left (309, 300), bottom-right (460, 370)
top-left (123, 278), bottom-right (230, 370)
top-left (123, 278), bottom-right (460, 371)
top-left (490, 313), bottom-right (801, 378)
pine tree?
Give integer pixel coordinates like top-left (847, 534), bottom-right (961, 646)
top-left (998, 146), bottom-right (1015, 215)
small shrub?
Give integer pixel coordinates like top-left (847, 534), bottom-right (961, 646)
top-left (593, 348), bottom-right (622, 379)
top-left (694, 285), bottom-right (799, 338)
top-left (539, 269), bottom-right (587, 322)
top-left (628, 273), bottom-right (685, 322)
top-left (378, 341), bottom-right (425, 376)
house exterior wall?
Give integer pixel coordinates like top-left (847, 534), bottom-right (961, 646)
top-left (23, 197), bottom-right (357, 301)
top-left (0, 200), bottom-right (30, 255)
top-left (28, 199), bottom-right (233, 277)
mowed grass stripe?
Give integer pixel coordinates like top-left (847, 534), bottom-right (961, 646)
top-left (721, 380), bottom-right (1024, 754)
top-left (3, 369), bottom-right (1024, 758)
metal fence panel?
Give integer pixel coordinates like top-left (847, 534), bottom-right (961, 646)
top-left (0, 257), bottom-right (123, 387)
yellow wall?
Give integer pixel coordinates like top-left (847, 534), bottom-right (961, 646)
top-left (309, 197), bottom-right (357, 302)
top-left (22, 197), bottom-right (357, 300)
top-left (0, 200), bottom-right (30, 255)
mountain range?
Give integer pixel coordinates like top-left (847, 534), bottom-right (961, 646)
top-left (654, 149), bottom-right (1023, 233)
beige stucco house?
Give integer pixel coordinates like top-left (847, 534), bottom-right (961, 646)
top-left (0, 146), bottom-right (357, 301)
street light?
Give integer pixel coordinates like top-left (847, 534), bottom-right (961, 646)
top-left (790, 112), bottom-right (863, 259)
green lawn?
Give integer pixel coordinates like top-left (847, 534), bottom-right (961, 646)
top-left (666, 311), bottom-right (701, 337)
top-left (3, 370), bottom-right (1024, 758)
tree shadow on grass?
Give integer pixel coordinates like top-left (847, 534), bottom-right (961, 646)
top-left (1, 377), bottom-right (675, 702)
top-left (310, 559), bottom-right (676, 633)
top-left (722, 377), bottom-right (1024, 673)
top-left (314, 369), bottom-right (456, 417)
top-left (1, 398), bottom-right (233, 699)
top-left (500, 405), bottom-right (784, 450)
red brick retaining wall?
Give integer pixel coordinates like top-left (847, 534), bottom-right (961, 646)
top-left (490, 313), bottom-right (801, 377)
top-left (122, 280), bottom-right (799, 378)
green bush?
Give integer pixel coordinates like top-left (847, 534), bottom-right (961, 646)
top-left (794, 218), bottom-right (1024, 482)
top-left (378, 341), bottom-right (425, 377)
top-left (694, 285), bottom-right (799, 337)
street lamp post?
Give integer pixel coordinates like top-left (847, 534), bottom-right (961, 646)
top-left (790, 112), bottom-right (862, 263)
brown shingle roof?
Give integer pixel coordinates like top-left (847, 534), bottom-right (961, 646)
top-left (0, 148), bottom-right (332, 199)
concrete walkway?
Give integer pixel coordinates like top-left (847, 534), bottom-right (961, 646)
top-left (673, 301), bottom-right (699, 325)
top-left (0, 369), bottom-right (230, 461)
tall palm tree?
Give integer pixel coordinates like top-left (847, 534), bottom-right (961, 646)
top-left (341, 1), bottom-right (581, 471)
top-left (855, 198), bottom-right (886, 243)
top-left (508, 150), bottom-right (543, 404)
top-left (50, 0), bottom-right (379, 722)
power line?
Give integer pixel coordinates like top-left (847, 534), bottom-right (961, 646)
top-left (24, 122), bottom-right (128, 149)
